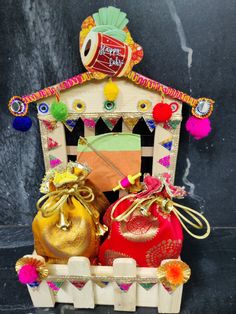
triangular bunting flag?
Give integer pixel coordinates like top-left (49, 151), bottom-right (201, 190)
top-left (47, 281), bottom-right (64, 295)
top-left (42, 120), bottom-right (57, 132)
top-left (49, 155), bottom-right (62, 168)
top-left (164, 120), bottom-right (181, 130)
top-left (123, 117), bottom-right (140, 131)
top-left (102, 117), bottom-right (120, 131)
top-left (168, 120), bottom-right (180, 129)
top-left (71, 280), bottom-right (87, 290)
top-left (28, 281), bottom-right (41, 289)
top-left (95, 281), bottom-right (109, 288)
top-left (139, 283), bottom-right (156, 291)
top-left (145, 119), bottom-right (156, 132)
top-left (64, 118), bottom-right (79, 132)
top-left (117, 282), bottom-right (133, 292)
top-left (82, 117), bottom-right (99, 129)
top-left (163, 122), bottom-right (171, 131)
top-left (160, 139), bottom-right (173, 151)
top-left (159, 155), bottom-right (170, 168)
top-left (47, 137), bottom-right (59, 150)
top-left (162, 283), bottom-right (175, 294)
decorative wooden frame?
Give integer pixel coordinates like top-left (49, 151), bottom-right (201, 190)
top-left (24, 72), bottom-right (185, 312)
top-left (37, 74), bottom-right (182, 181)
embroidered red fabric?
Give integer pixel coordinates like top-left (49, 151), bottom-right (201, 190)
top-left (99, 175), bottom-right (185, 267)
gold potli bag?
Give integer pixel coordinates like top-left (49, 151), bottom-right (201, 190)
top-left (32, 162), bottom-right (108, 264)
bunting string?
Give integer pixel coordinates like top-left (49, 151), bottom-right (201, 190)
top-left (45, 275), bottom-right (160, 284)
top-left (40, 114), bottom-right (182, 133)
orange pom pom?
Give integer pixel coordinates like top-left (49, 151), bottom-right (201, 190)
top-left (165, 263), bottom-right (184, 286)
top-left (157, 260), bottom-right (191, 291)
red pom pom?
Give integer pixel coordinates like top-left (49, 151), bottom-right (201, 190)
top-left (153, 103), bottom-right (172, 123)
top-left (18, 264), bottom-right (38, 284)
top-left (186, 116), bottom-right (211, 139)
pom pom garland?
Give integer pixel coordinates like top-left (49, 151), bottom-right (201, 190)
top-left (50, 101), bottom-right (68, 121)
top-left (104, 80), bottom-right (119, 101)
top-left (186, 116), bottom-right (211, 140)
top-left (18, 264), bottom-right (38, 284)
top-left (12, 116), bottom-right (32, 131)
top-left (152, 102), bottom-right (172, 123)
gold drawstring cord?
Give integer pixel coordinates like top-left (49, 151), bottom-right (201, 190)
top-left (37, 185), bottom-right (94, 218)
top-left (36, 184), bottom-right (107, 236)
top-left (110, 195), bottom-right (210, 240)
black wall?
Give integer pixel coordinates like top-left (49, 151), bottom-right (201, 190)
top-left (0, 1), bottom-right (235, 313)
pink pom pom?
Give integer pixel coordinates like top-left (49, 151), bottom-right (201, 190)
top-left (186, 116), bottom-right (211, 140)
top-left (18, 264), bottom-right (38, 284)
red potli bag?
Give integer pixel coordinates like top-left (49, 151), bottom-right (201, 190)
top-left (99, 174), bottom-right (210, 267)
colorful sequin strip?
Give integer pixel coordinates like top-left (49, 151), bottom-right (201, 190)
top-left (10, 71), bottom-right (213, 109)
top-left (127, 72), bottom-right (200, 107)
top-left (22, 72), bottom-right (94, 104)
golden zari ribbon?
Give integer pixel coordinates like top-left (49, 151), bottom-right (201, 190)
top-left (111, 194), bottom-right (210, 239)
top-left (37, 183), bottom-right (107, 236)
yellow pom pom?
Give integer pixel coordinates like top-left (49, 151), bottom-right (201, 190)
top-left (104, 80), bottom-right (119, 101)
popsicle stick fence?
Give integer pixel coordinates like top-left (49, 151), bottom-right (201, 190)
top-left (26, 256), bottom-right (183, 313)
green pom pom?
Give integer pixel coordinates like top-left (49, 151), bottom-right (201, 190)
top-left (50, 101), bottom-right (68, 121)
